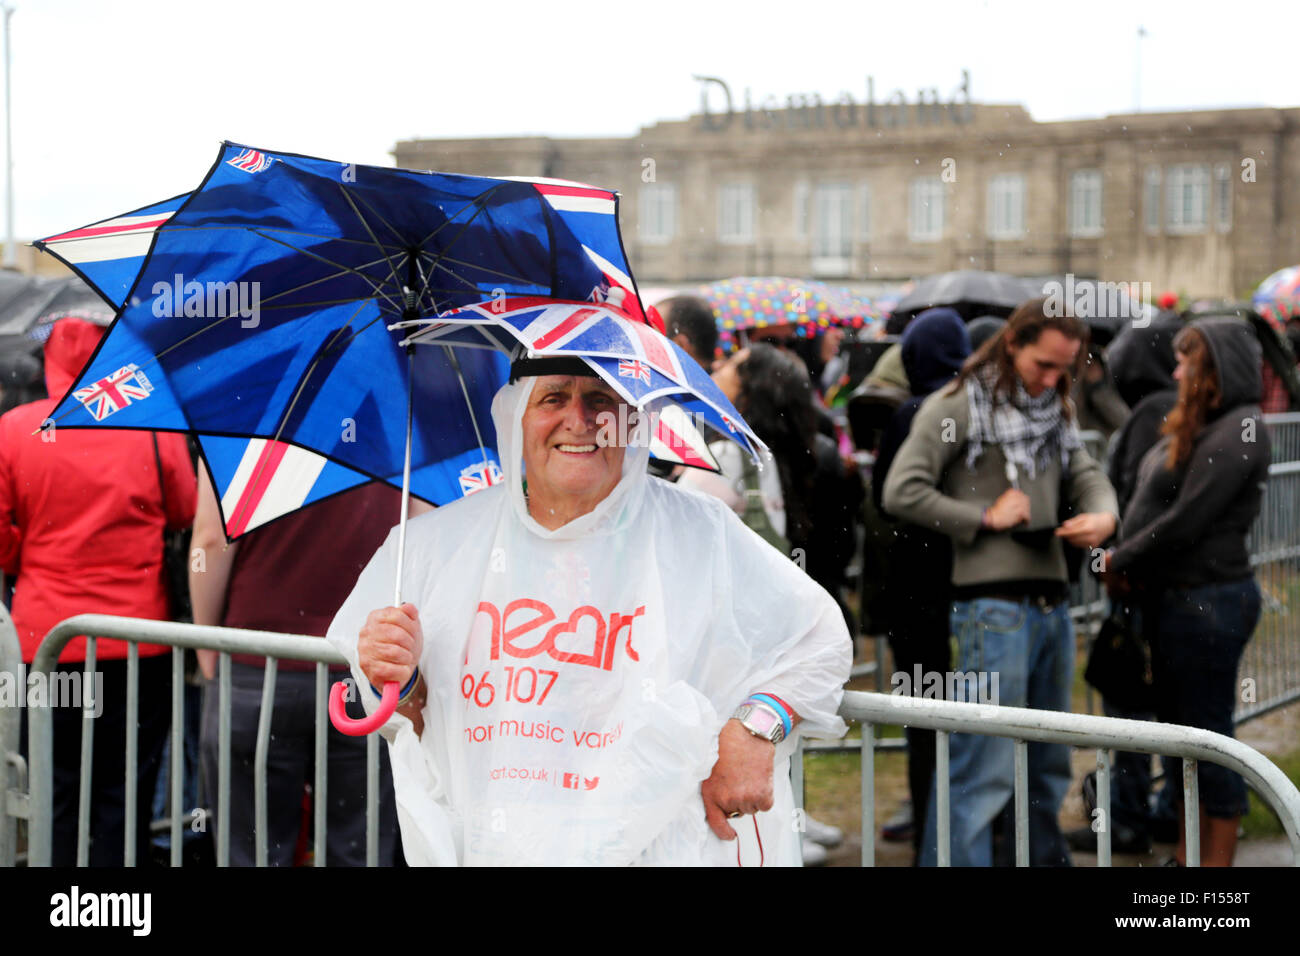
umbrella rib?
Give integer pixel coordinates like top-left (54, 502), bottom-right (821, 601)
top-left (416, 249), bottom-right (540, 289)
top-left (442, 344), bottom-right (491, 468)
top-left (343, 190), bottom-right (411, 247)
top-left (249, 229), bottom-right (405, 315)
top-left (413, 182), bottom-right (510, 249)
top-left (258, 251), bottom-right (405, 306)
top-left (155, 223), bottom-right (407, 253)
top-left (336, 185), bottom-right (407, 294)
top-left (413, 195), bottom-right (503, 311)
top-left (265, 299), bottom-right (374, 450)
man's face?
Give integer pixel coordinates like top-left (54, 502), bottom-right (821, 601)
top-left (521, 375), bottom-right (627, 502)
top-left (1009, 328), bottom-right (1081, 397)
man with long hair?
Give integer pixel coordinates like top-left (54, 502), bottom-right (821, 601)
top-left (884, 297), bottom-right (1119, 866)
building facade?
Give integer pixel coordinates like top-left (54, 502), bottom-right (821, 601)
top-left (394, 96), bottom-right (1300, 299)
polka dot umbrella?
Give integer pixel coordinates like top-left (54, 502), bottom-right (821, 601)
top-left (699, 276), bottom-right (880, 352)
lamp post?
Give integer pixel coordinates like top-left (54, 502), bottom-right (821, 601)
top-left (2, 4), bottom-right (13, 270)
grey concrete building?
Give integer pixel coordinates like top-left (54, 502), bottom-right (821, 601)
top-left (394, 96), bottom-right (1300, 300)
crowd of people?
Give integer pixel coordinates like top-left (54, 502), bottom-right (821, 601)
top-left (0, 281), bottom-right (1291, 866)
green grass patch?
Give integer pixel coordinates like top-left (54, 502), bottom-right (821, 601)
top-left (1243, 744), bottom-right (1300, 838)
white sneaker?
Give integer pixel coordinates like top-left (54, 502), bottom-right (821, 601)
top-left (803, 815), bottom-right (844, 848)
top-left (801, 837), bottom-right (829, 866)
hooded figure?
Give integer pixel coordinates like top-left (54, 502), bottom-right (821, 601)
top-left (326, 375), bottom-right (851, 866)
top-left (1104, 320), bottom-right (1180, 514)
top-left (1103, 317), bottom-right (1269, 867)
top-left (1108, 317), bottom-right (1268, 591)
top-left (0, 317), bottom-right (196, 658)
top-left (0, 316), bottom-right (195, 866)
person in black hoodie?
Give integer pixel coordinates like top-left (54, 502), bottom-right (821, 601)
top-left (870, 307), bottom-right (971, 857)
top-left (1101, 317), bottom-right (1270, 867)
top-left (1069, 318), bottom-right (1181, 856)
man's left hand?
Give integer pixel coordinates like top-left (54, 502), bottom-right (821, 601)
top-left (701, 719), bottom-right (775, 841)
top-left (1055, 512), bottom-right (1116, 550)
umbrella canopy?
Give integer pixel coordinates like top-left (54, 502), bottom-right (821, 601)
top-left (396, 297), bottom-right (764, 471)
top-left (699, 276), bottom-right (878, 350)
top-left (32, 143), bottom-right (660, 538)
top-left (35, 143), bottom-right (741, 540)
top-left (1253, 265), bottom-right (1300, 331)
top-left (1029, 276), bottom-right (1154, 345)
top-left (887, 270), bottom-right (1036, 332)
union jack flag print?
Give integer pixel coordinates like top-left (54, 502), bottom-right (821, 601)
top-left (72, 364), bottom-right (153, 421)
top-left (227, 149), bottom-right (274, 173)
top-left (459, 459), bottom-right (503, 496)
top-left (618, 359), bottom-right (651, 384)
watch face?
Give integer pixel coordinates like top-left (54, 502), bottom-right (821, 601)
top-left (745, 706), bottom-right (781, 738)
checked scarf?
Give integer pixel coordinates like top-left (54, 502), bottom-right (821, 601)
top-left (964, 363), bottom-right (1081, 481)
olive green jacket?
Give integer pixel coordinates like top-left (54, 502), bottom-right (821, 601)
top-left (881, 380), bottom-right (1119, 588)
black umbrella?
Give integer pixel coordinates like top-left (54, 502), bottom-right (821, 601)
top-left (887, 270), bottom-right (1037, 333)
top-left (1030, 276), bottom-right (1154, 346)
top-left (0, 272), bottom-right (109, 338)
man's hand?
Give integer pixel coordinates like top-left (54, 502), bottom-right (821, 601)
top-left (358, 603), bottom-right (423, 691)
top-left (983, 488), bottom-right (1031, 531)
top-left (701, 719), bottom-right (776, 841)
top-left (1055, 512), bottom-right (1117, 550)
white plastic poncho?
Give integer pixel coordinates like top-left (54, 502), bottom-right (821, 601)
top-left (326, 379), bottom-right (851, 866)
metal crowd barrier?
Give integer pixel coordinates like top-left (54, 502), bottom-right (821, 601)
top-left (1238, 413), bottom-right (1300, 722)
top-left (13, 614), bottom-right (377, 868)
top-left (809, 690), bottom-right (1300, 867)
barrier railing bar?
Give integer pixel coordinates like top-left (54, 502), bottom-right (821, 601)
top-left (125, 641), bottom-right (139, 867)
top-left (1184, 758), bottom-right (1200, 867)
top-left (860, 722), bottom-right (874, 867)
top-left (936, 730), bottom-right (949, 867)
top-left (0, 603), bottom-right (19, 868)
top-left (217, 651), bottom-right (230, 868)
top-left (1013, 739), bottom-right (1028, 867)
top-left (253, 657), bottom-right (277, 868)
top-left (366, 732), bottom-right (378, 868)
top-left (170, 646), bottom-right (183, 867)
top-left (1096, 749), bottom-right (1111, 868)
top-left (314, 663), bottom-right (328, 868)
top-left (75, 639), bottom-right (96, 867)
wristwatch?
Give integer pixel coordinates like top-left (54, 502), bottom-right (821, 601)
top-left (732, 701), bottom-right (785, 744)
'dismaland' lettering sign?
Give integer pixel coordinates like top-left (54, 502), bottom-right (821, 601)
top-left (692, 71), bottom-right (974, 133)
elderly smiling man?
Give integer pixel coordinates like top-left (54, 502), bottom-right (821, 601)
top-left (327, 362), bottom-right (851, 865)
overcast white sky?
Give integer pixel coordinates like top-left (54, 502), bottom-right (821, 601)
top-left (12, 0), bottom-right (1300, 238)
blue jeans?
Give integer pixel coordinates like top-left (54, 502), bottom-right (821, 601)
top-left (920, 598), bottom-right (1074, 866)
top-left (1149, 577), bottom-right (1260, 819)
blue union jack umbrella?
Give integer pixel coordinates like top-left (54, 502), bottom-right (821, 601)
top-left (34, 143), bottom-right (751, 534)
top-left (395, 297), bottom-right (763, 471)
top-left (35, 142), bottom-right (764, 732)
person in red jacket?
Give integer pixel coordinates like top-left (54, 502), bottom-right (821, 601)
top-left (0, 316), bottom-right (196, 865)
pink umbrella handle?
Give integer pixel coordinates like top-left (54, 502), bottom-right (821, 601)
top-left (329, 679), bottom-right (399, 736)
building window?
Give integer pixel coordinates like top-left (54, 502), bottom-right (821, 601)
top-left (858, 183), bottom-right (872, 241)
top-left (1068, 169), bottom-right (1103, 238)
top-left (793, 180), bottom-right (810, 240)
top-left (987, 174), bottom-right (1026, 239)
top-left (812, 183), bottom-right (853, 258)
top-left (639, 183), bottom-right (676, 244)
top-left (1165, 164), bottom-right (1209, 234)
top-left (1144, 167), bottom-right (1161, 235)
top-left (909, 176), bottom-right (946, 242)
top-left (1214, 164), bottom-right (1232, 232)
top-left (717, 183), bottom-right (756, 244)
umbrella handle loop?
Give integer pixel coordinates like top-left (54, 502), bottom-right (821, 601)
top-left (328, 679), bottom-right (399, 736)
